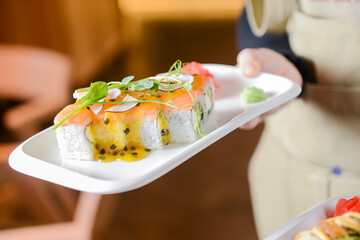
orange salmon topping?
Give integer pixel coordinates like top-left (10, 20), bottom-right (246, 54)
top-left (55, 74), bottom-right (212, 125)
top-left (54, 103), bottom-right (95, 126)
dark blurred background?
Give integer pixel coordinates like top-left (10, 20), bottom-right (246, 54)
top-left (0, 0), bottom-right (263, 239)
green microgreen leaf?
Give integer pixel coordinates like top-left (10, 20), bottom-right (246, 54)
top-left (121, 76), bottom-right (134, 85)
top-left (81, 81), bottom-right (108, 103)
top-left (128, 80), bottom-right (154, 91)
top-left (151, 82), bottom-right (159, 92)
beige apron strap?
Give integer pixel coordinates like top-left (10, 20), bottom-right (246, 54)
top-left (303, 83), bottom-right (360, 116)
top-left (246, 0), bottom-right (297, 36)
top-left (287, 10), bottom-right (360, 85)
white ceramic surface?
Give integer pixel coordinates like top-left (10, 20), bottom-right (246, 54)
top-left (265, 196), bottom-right (352, 240)
top-left (9, 64), bottom-right (301, 194)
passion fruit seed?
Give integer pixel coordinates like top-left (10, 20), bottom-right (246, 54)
top-left (123, 146), bottom-right (128, 151)
top-left (161, 129), bottom-right (169, 136)
top-left (104, 118), bottom-right (110, 124)
top-left (131, 152), bottom-right (138, 156)
top-left (145, 148), bottom-right (151, 152)
top-left (124, 128), bottom-right (130, 135)
top-left (110, 144), bottom-right (116, 150)
top-left (130, 146), bottom-right (136, 151)
top-left (120, 153), bottom-right (125, 156)
top-left (100, 149), bottom-right (105, 155)
top-left (99, 156), bottom-right (106, 161)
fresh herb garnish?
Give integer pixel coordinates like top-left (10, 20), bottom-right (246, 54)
top-left (169, 59), bottom-right (187, 73)
top-left (54, 60), bottom-right (206, 138)
top-left (53, 81), bottom-right (108, 130)
top-left (121, 76), bottom-right (135, 85)
top-left (107, 76), bottom-right (134, 86)
top-left (106, 60), bottom-right (190, 93)
top-left (80, 81), bottom-right (108, 103)
top-left (128, 79), bottom-right (154, 91)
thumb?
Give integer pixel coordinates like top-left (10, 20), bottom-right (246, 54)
top-left (236, 49), bottom-right (261, 78)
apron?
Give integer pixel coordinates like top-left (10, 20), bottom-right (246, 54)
top-left (245, 0), bottom-right (360, 238)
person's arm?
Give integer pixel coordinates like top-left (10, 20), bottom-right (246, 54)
top-left (236, 11), bottom-right (313, 129)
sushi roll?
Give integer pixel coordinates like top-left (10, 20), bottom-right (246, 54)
top-left (295, 196), bottom-right (360, 240)
top-left (295, 212), bottom-right (360, 240)
top-left (53, 61), bottom-right (216, 162)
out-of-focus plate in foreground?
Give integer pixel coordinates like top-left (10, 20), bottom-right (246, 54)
top-left (266, 196), bottom-right (352, 240)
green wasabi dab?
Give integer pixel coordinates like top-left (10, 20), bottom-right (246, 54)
top-left (240, 87), bottom-right (267, 104)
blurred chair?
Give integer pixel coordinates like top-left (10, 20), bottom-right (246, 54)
top-left (0, 45), bottom-right (102, 240)
top-left (0, 45), bottom-right (71, 138)
top-left (0, 192), bottom-right (102, 240)
top-left (0, 0), bottom-right (126, 88)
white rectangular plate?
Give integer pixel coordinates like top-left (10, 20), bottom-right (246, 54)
top-left (265, 196), bottom-right (352, 240)
top-left (9, 64), bottom-right (301, 194)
